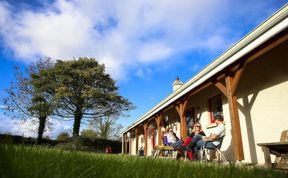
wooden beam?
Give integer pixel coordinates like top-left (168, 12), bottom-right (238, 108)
top-left (227, 63), bottom-right (241, 73)
top-left (123, 133), bottom-right (125, 154)
top-left (188, 82), bottom-right (211, 98)
top-left (213, 81), bottom-right (228, 98)
top-left (135, 128), bottom-right (138, 155)
top-left (226, 75), bottom-right (244, 161)
top-left (143, 123), bottom-right (148, 156)
top-left (212, 30), bottom-right (288, 90)
top-left (175, 104), bottom-right (181, 116)
top-left (213, 63), bottom-right (246, 161)
top-left (124, 133), bottom-right (128, 154)
top-left (147, 117), bottom-right (155, 122)
top-left (122, 134), bottom-right (124, 154)
top-left (231, 63), bottom-right (246, 96)
top-left (175, 99), bottom-right (188, 140)
top-left (246, 33), bottom-right (288, 64)
top-left (162, 105), bottom-right (174, 113)
top-left (129, 131), bottom-right (132, 155)
top-left (216, 73), bottom-right (226, 81)
top-left (155, 114), bottom-right (163, 146)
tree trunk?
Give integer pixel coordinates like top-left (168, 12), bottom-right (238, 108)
top-left (37, 115), bottom-right (47, 144)
top-left (73, 107), bottom-right (83, 137)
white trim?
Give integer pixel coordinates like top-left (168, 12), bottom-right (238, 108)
top-left (122, 5), bottom-right (288, 134)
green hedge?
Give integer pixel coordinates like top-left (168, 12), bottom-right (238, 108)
top-left (0, 134), bottom-right (122, 153)
top-left (56, 137), bottom-right (122, 153)
top-left (0, 134), bottom-right (61, 146)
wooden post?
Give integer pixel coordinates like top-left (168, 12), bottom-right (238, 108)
top-left (213, 62), bottom-right (246, 161)
top-left (155, 114), bottom-right (163, 146)
top-left (143, 123), bottom-right (148, 156)
top-left (129, 131), bottom-right (132, 155)
top-left (135, 128), bottom-right (138, 155)
top-left (124, 133), bottom-right (128, 154)
top-left (226, 74), bottom-right (244, 160)
top-left (122, 134), bottom-right (125, 154)
top-left (175, 99), bottom-right (188, 140)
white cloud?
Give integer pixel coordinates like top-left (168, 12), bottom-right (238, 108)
top-left (0, 0), bottom-right (280, 80)
top-left (137, 42), bottom-right (172, 62)
top-left (134, 68), bottom-right (153, 80)
top-left (0, 116), bottom-right (37, 137)
top-left (0, 113), bottom-right (72, 139)
top-left (206, 36), bottom-right (226, 52)
top-left (44, 119), bottom-right (73, 139)
top-left (190, 64), bottom-right (200, 73)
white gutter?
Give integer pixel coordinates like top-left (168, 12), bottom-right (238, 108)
top-left (122, 4), bottom-right (288, 135)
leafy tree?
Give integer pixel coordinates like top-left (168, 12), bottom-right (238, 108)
top-left (80, 129), bottom-right (98, 140)
top-left (56, 132), bottom-right (70, 141)
top-left (35, 57), bottom-right (134, 137)
top-left (3, 58), bottom-right (54, 143)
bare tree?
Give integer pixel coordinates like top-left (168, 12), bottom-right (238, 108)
top-left (90, 116), bottom-right (123, 140)
top-left (3, 58), bottom-right (54, 143)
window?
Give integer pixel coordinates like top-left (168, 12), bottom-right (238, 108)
top-left (208, 94), bottom-right (223, 123)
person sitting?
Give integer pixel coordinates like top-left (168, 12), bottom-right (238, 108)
top-left (162, 129), bottom-right (169, 146)
top-left (138, 146), bottom-right (144, 156)
top-left (180, 123), bottom-right (206, 160)
top-left (181, 115), bottom-right (226, 159)
top-left (190, 123), bottom-right (206, 139)
top-left (166, 128), bottom-right (183, 148)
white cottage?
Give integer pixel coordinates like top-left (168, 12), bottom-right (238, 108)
top-left (122, 5), bottom-right (288, 164)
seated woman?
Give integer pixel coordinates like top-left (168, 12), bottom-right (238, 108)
top-left (162, 129), bottom-right (169, 146)
top-left (166, 128), bottom-right (183, 148)
top-left (190, 123), bottom-right (205, 138)
top-left (179, 123), bottom-right (206, 160)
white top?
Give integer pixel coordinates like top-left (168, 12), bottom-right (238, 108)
top-left (212, 123), bottom-right (226, 146)
top-left (166, 132), bottom-right (177, 143)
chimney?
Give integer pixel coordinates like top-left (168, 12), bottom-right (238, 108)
top-left (172, 76), bottom-right (183, 92)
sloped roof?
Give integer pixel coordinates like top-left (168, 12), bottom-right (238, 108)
top-left (122, 4), bottom-right (288, 134)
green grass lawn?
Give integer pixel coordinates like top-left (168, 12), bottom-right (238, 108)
top-left (0, 144), bottom-right (287, 178)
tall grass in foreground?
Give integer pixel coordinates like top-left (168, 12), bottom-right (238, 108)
top-left (0, 145), bottom-right (287, 178)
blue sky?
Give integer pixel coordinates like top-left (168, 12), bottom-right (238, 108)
top-left (0, 0), bottom-right (286, 138)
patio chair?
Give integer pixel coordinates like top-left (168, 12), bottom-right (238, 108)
top-left (200, 135), bottom-right (228, 163)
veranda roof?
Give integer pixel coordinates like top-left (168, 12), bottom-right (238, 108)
top-left (122, 4), bottom-right (288, 134)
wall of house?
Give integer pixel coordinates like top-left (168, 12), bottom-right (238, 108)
top-left (131, 136), bottom-right (136, 155)
top-left (236, 41), bottom-right (288, 164)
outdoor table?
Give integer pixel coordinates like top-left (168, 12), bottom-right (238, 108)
top-left (257, 142), bottom-right (288, 169)
top-left (153, 145), bottom-right (177, 159)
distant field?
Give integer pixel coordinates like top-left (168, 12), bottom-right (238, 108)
top-left (0, 144), bottom-right (287, 178)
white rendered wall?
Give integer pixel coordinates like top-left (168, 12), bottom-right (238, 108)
top-left (236, 42), bottom-right (288, 163)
